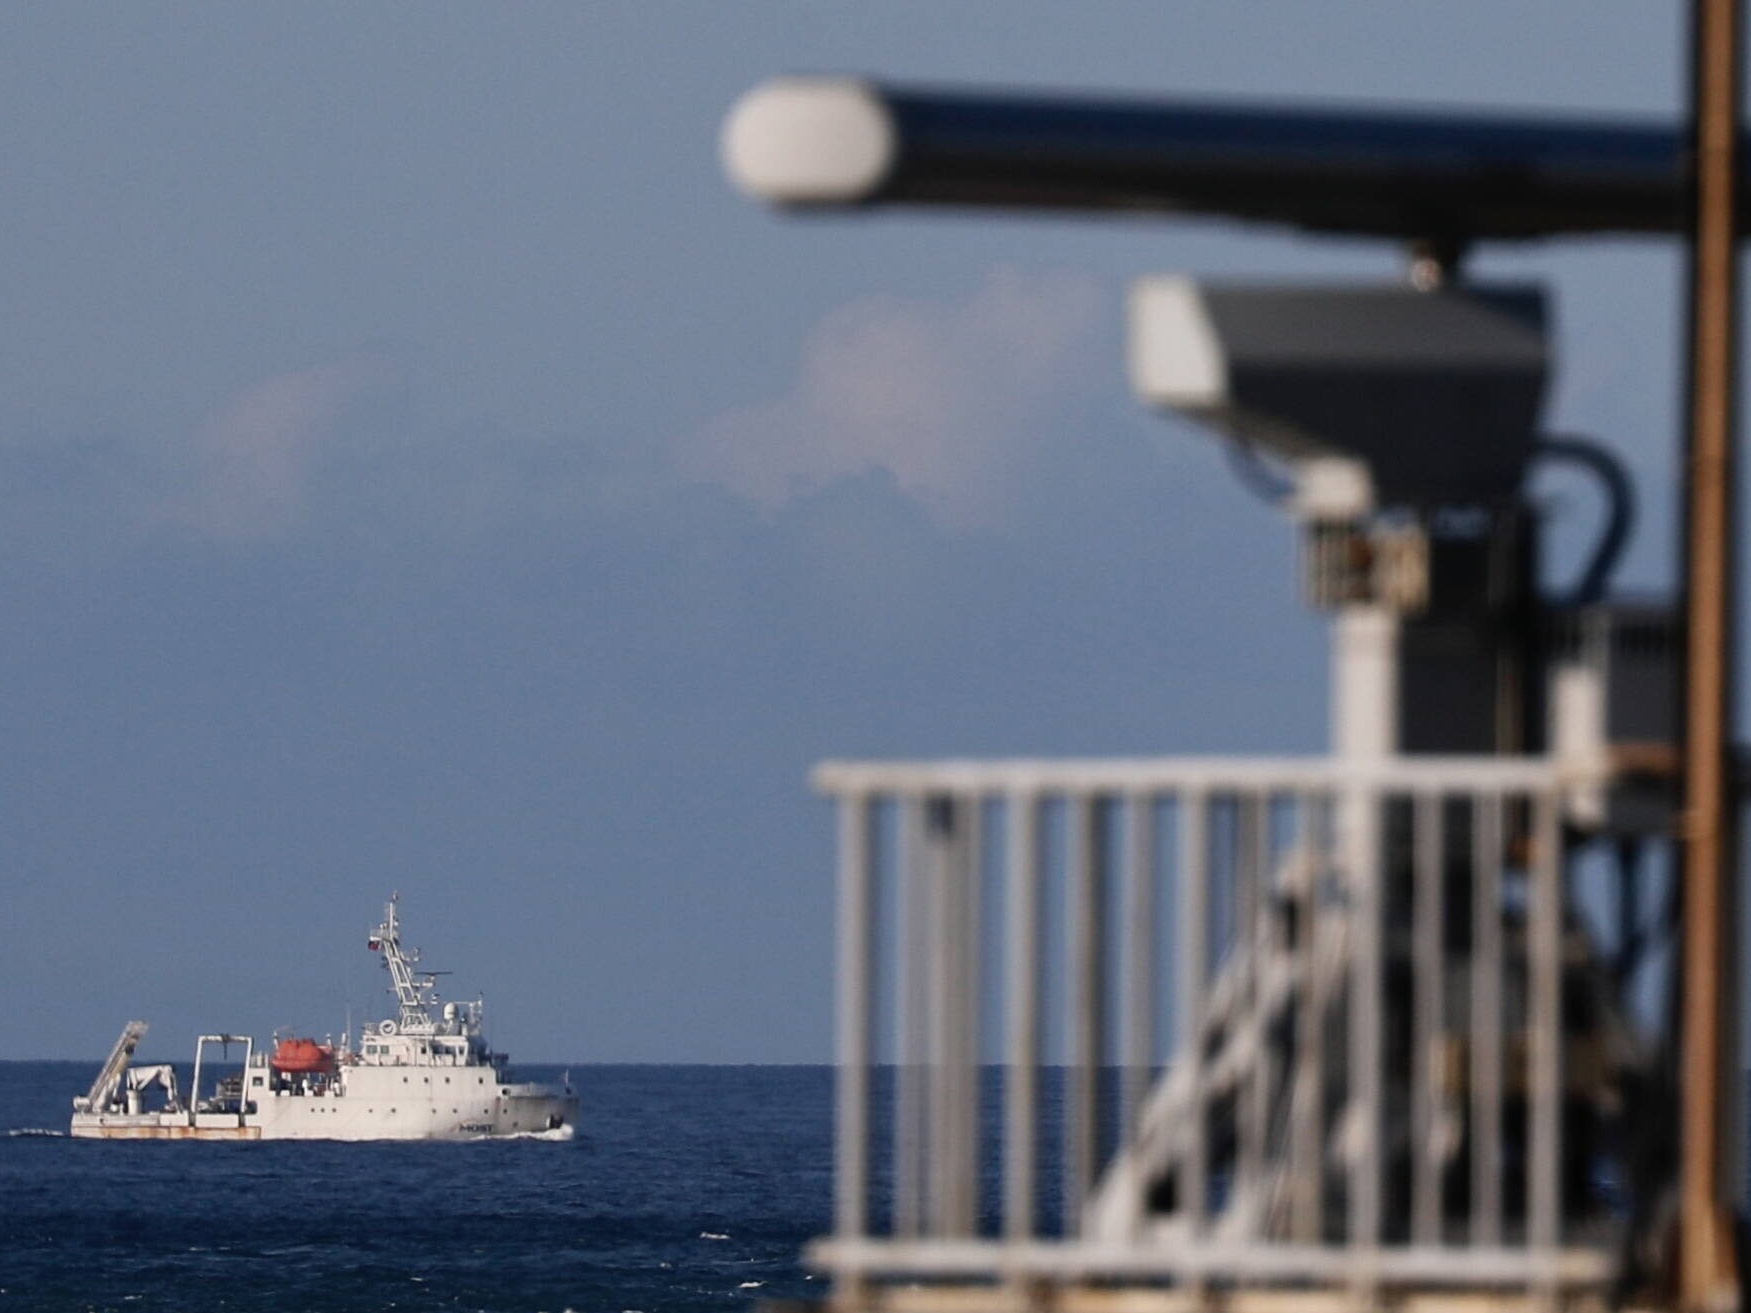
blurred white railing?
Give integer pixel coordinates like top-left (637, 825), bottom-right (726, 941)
top-left (813, 755), bottom-right (1618, 1301)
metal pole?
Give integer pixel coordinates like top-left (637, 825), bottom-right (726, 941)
top-left (895, 796), bottom-right (927, 1239)
top-left (1528, 793), bottom-right (1564, 1264)
top-left (1120, 792), bottom-right (1157, 1142)
top-left (1346, 786), bottom-right (1383, 1255)
top-left (1065, 793), bottom-right (1106, 1236)
top-left (925, 795), bottom-right (956, 1235)
top-left (1411, 792), bottom-right (1445, 1245)
top-left (1177, 791), bottom-right (1209, 1235)
top-left (1289, 791), bottom-right (1326, 1244)
top-left (1239, 795), bottom-right (1268, 1208)
top-left (1680, 0), bottom-right (1743, 1306)
top-left (1004, 791), bottom-right (1041, 1242)
top-left (835, 794), bottom-right (873, 1243)
top-left (1471, 797), bottom-right (1504, 1248)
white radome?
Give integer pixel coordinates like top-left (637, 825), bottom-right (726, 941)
top-left (721, 77), bottom-right (896, 205)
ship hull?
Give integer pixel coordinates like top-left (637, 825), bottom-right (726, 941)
top-left (71, 1089), bottom-right (577, 1141)
top-left (70, 1116), bottom-right (262, 1140)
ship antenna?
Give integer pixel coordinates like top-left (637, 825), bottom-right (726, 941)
top-left (372, 894), bottom-right (436, 1033)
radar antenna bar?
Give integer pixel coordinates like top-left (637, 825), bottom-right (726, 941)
top-left (725, 78), bottom-right (1716, 245)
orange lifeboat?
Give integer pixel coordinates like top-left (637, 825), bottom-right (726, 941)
top-left (271, 1037), bottom-right (338, 1074)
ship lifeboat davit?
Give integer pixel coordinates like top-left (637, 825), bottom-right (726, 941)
top-left (271, 1037), bottom-right (338, 1074)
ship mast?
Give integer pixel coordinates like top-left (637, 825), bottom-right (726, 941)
top-left (368, 895), bottom-right (439, 1034)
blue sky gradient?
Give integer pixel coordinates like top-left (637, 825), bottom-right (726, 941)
top-left (0, 5), bottom-right (1702, 1060)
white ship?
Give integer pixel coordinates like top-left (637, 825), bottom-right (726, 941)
top-left (70, 896), bottom-right (578, 1141)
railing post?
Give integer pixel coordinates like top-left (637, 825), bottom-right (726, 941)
top-left (1121, 791), bottom-right (1157, 1142)
top-left (1471, 794), bottom-right (1504, 1247)
top-left (1289, 789), bottom-right (1327, 1243)
top-left (1065, 792), bottom-right (1108, 1235)
top-left (925, 794), bottom-right (952, 1235)
top-left (1411, 791), bottom-right (1445, 1245)
top-left (941, 795), bottom-right (980, 1236)
top-left (1528, 791), bottom-right (1563, 1263)
top-left (835, 792), bottom-right (874, 1244)
top-left (1345, 781), bottom-right (1383, 1258)
top-left (1005, 789), bottom-right (1042, 1243)
top-left (895, 793), bottom-right (927, 1238)
top-left (921, 791), bottom-right (981, 1237)
top-left (1240, 792), bottom-right (1270, 1215)
top-left (1178, 789), bottom-right (1209, 1233)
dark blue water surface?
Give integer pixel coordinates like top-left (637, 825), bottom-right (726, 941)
top-left (0, 1062), bottom-right (832, 1313)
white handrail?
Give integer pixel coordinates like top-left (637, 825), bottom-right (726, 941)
top-left (817, 751), bottom-right (1611, 1299)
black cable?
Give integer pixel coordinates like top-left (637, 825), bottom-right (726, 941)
top-left (1533, 435), bottom-right (1636, 606)
top-left (1219, 435), bottom-right (1634, 608)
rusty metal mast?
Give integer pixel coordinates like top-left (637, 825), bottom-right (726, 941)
top-left (1680, 0), bottom-right (1744, 1308)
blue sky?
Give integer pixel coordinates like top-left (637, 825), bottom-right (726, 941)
top-left (0, 5), bottom-right (1699, 1061)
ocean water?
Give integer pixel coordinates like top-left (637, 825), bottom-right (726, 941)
top-left (0, 1062), bottom-right (831, 1313)
top-left (8, 1058), bottom-right (1735, 1312)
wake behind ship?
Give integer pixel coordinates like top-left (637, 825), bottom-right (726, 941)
top-left (70, 896), bottom-right (577, 1141)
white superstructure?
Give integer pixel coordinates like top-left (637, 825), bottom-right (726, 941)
top-left (70, 896), bottom-right (578, 1141)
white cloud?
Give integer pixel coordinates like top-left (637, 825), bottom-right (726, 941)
top-left (678, 266), bottom-right (1108, 529)
top-left (169, 358), bottom-right (386, 542)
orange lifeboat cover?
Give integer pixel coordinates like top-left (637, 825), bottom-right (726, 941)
top-left (271, 1037), bottom-right (338, 1074)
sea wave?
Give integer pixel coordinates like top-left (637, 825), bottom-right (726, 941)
top-left (6, 1127), bottom-right (65, 1138)
top-left (466, 1123), bottom-right (577, 1143)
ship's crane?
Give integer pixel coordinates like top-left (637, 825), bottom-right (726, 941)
top-left (73, 1019), bottom-right (147, 1114)
top-left (122, 1064), bottom-right (181, 1114)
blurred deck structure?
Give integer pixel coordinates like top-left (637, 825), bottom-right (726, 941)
top-left (725, 22), bottom-right (1744, 1309)
top-left (812, 755), bottom-right (1639, 1313)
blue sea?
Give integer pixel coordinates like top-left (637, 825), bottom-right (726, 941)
top-left (0, 1062), bottom-right (831, 1313)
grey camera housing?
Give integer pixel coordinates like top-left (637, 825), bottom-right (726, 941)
top-left (1129, 279), bottom-right (1549, 509)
